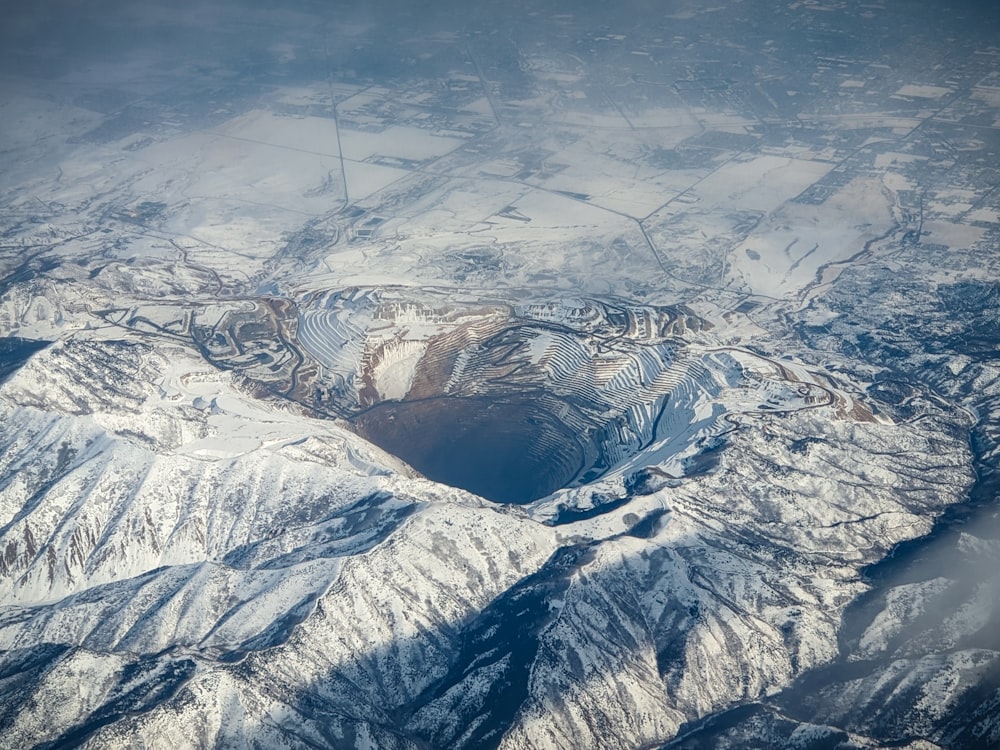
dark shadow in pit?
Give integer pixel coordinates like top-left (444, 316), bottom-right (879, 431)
top-left (0, 337), bottom-right (50, 387)
top-left (352, 395), bottom-right (588, 505)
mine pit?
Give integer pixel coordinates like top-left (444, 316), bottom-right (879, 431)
top-left (352, 394), bottom-right (592, 505)
top-left (182, 290), bottom-right (716, 505)
top-left (334, 296), bottom-right (712, 505)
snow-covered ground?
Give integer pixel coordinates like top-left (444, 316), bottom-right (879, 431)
top-left (1, 0), bottom-right (998, 747)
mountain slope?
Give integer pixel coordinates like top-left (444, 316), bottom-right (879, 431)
top-left (0, 323), bottom-right (979, 748)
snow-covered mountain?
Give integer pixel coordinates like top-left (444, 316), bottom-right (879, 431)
top-left (2, 0), bottom-right (999, 747)
top-left (0, 283), bottom-right (990, 748)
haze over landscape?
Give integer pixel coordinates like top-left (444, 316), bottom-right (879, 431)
top-left (1, 0), bottom-right (999, 747)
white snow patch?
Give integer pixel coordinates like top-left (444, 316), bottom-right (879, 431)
top-left (372, 340), bottom-right (426, 401)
